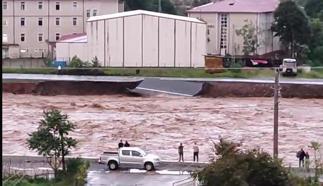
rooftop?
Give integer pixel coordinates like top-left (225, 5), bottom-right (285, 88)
top-left (87, 10), bottom-right (204, 23)
top-left (187, 0), bottom-right (279, 13)
top-left (57, 33), bottom-right (87, 43)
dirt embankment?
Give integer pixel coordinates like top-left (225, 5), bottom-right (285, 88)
top-left (2, 81), bottom-right (142, 95)
top-left (199, 82), bottom-right (323, 98)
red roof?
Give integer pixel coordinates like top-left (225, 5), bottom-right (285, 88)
top-left (57, 33), bottom-right (86, 42)
top-left (188, 0), bottom-right (279, 13)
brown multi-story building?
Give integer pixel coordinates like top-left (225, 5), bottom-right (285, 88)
top-left (2, 0), bottom-right (123, 59)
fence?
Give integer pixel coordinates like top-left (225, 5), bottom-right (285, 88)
top-left (2, 158), bottom-right (54, 181)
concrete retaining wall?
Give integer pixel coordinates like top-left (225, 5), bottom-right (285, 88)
top-left (2, 58), bottom-right (47, 68)
top-left (3, 81), bottom-right (142, 95)
top-left (199, 82), bottom-right (323, 98)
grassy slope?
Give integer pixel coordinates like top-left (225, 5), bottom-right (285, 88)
top-left (2, 67), bottom-right (323, 79)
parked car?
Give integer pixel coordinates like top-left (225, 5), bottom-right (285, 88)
top-left (98, 147), bottom-right (160, 171)
top-left (280, 58), bottom-right (297, 76)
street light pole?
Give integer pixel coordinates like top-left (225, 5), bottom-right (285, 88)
top-left (273, 69), bottom-right (280, 158)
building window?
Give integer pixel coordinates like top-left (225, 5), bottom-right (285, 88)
top-left (93, 9), bottom-right (97, 16)
top-left (56, 2), bottom-right (60, 10)
top-left (56, 33), bottom-right (60, 40)
top-left (3, 34), bottom-right (8, 42)
top-left (3, 2), bottom-right (7, 10)
top-left (56, 17), bottom-right (60, 25)
top-left (38, 33), bottom-right (43, 42)
top-left (21, 2), bottom-right (25, 10)
top-left (220, 14), bottom-right (228, 50)
top-left (21, 18), bottom-right (25, 26)
top-left (86, 9), bottom-right (90, 17)
top-left (73, 1), bottom-right (77, 8)
top-left (3, 19), bottom-right (8, 26)
top-left (38, 18), bottom-right (43, 26)
top-left (38, 1), bottom-right (43, 9)
top-left (73, 18), bottom-right (77, 26)
top-left (21, 33), bottom-right (25, 42)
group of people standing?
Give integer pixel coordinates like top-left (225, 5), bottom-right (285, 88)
top-left (118, 140), bottom-right (130, 148)
top-left (178, 142), bottom-right (199, 162)
top-left (297, 148), bottom-right (310, 168)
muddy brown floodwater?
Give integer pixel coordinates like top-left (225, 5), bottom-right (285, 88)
top-left (3, 93), bottom-right (323, 167)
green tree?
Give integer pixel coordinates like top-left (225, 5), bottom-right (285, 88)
top-left (192, 0), bottom-right (211, 7)
top-left (272, 1), bottom-right (311, 58)
top-left (193, 138), bottom-right (290, 186)
top-left (124, 0), bottom-right (177, 15)
top-left (236, 22), bottom-right (258, 56)
top-left (91, 56), bottom-right (100, 67)
top-left (304, 0), bottom-right (323, 18)
top-left (69, 55), bottom-right (91, 68)
top-left (27, 109), bottom-right (77, 178)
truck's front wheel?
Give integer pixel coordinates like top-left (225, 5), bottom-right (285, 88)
top-left (144, 162), bottom-right (154, 171)
top-left (108, 161), bottom-right (118, 170)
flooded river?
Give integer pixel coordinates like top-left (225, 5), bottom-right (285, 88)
top-left (3, 93), bottom-right (323, 167)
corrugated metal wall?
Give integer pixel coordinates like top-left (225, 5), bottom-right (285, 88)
top-left (87, 13), bottom-right (206, 67)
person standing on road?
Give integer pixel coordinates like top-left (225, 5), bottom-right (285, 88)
top-left (297, 148), bottom-right (306, 167)
top-left (124, 141), bottom-right (130, 147)
top-left (118, 140), bottom-right (124, 149)
top-left (193, 142), bottom-right (199, 162)
top-left (178, 143), bottom-right (184, 162)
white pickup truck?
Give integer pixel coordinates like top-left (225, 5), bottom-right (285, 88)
top-left (98, 147), bottom-right (161, 171)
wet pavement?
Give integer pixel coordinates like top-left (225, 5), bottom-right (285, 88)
top-left (86, 171), bottom-right (191, 186)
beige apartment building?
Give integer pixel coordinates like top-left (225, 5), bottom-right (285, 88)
top-left (188, 0), bottom-right (281, 56)
top-left (2, 0), bottom-right (123, 59)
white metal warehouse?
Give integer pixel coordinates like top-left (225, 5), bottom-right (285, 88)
top-left (56, 10), bottom-right (206, 67)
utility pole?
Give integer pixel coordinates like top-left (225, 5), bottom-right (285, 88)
top-left (273, 68), bottom-right (280, 158)
top-left (158, 0), bottom-right (162, 13)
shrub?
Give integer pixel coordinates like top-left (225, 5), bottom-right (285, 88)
top-left (193, 138), bottom-right (290, 186)
top-left (69, 56), bottom-right (91, 68)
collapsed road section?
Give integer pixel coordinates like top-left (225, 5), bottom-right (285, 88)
top-left (2, 73), bottom-right (144, 95)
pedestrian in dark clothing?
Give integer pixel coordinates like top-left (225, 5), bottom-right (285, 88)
top-left (118, 140), bottom-right (124, 149)
top-left (124, 141), bottom-right (130, 147)
top-left (178, 143), bottom-right (184, 162)
top-left (193, 142), bottom-right (199, 162)
top-left (297, 148), bottom-right (306, 167)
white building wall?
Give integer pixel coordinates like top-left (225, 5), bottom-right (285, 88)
top-left (192, 23), bottom-right (207, 67)
top-left (84, 11), bottom-right (206, 67)
top-left (143, 15), bottom-right (158, 67)
top-left (175, 20), bottom-right (191, 67)
top-left (56, 42), bottom-right (88, 62)
top-left (106, 18), bottom-right (123, 67)
top-left (159, 18), bottom-right (175, 67)
top-left (124, 15), bottom-right (142, 67)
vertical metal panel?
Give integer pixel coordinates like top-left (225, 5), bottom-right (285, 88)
top-left (97, 20), bottom-right (105, 64)
top-left (143, 15), bottom-right (158, 67)
top-left (107, 18), bottom-right (123, 67)
top-left (191, 23), bottom-right (207, 67)
top-left (159, 18), bottom-right (175, 67)
top-left (124, 15), bottom-right (142, 67)
top-left (190, 22), bottom-right (192, 67)
top-left (175, 20), bottom-right (190, 67)
top-left (104, 20), bottom-right (106, 67)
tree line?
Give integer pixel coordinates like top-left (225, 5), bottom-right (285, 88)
top-left (272, 0), bottom-right (323, 66)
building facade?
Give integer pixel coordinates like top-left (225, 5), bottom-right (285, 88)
top-left (187, 0), bottom-right (281, 56)
top-left (56, 10), bottom-right (207, 67)
top-left (2, 0), bottom-right (123, 59)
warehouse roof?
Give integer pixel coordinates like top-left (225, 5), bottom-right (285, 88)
top-left (187, 0), bottom-right (279, 13)
top-left (57, 33), bottom-right (87, 43)
top-left (87, 10), bottom-right (204, 23)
